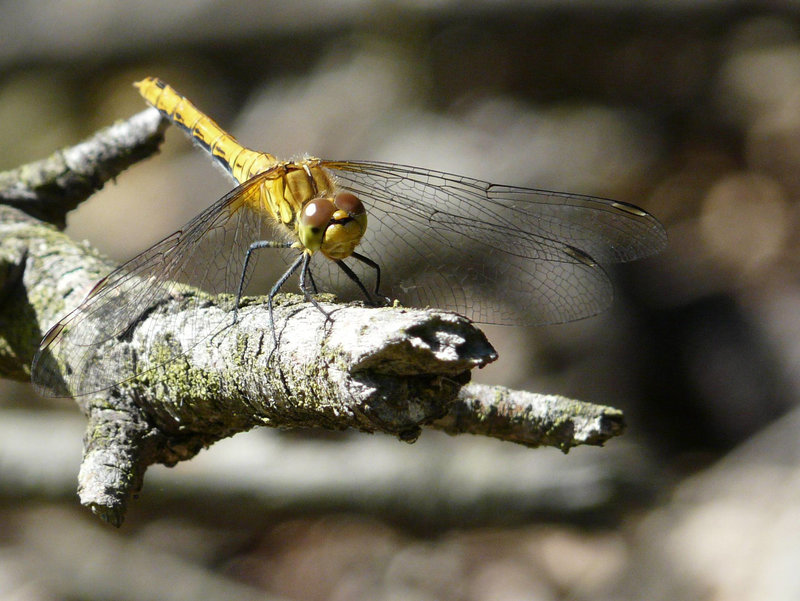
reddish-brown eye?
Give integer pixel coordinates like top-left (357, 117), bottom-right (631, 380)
top-left (301, 198), bottom-right (336, 230)
top-left (334, 191), bottom-right (365, 216)
top-left (298, 198), bottom-right (337, 251)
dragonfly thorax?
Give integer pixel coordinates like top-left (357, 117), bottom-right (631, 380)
top-left (298, 192), bottom-right (367, 260)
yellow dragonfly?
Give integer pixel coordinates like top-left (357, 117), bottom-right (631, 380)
top-left (32, 76), bottom-right (667, 397)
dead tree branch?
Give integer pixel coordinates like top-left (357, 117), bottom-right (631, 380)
top-left (0, 108), bottom-right (168, 229)
top-left (437, 383), bottom-right (625, 449)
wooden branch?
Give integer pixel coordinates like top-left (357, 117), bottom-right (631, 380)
top-left (0, 108), bottom-right (167, 229)
top-left (0, 109), bottom-right (628, 526)
top-left (437, 383), bottom-right (625, 450)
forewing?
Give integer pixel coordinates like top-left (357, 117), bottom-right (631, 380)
top-left (321, 160), bottom-right (667, 325)
top-left (32, 171), bottom-right (289, 397)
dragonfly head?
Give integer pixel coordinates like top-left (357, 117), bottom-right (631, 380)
top-left (298, 192), bottom-right (367, 259)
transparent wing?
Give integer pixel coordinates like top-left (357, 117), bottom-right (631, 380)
top-left (32, 170), bottom-right (292, 397)
top-left (32, 157), bottom-right (667, 397)
top-left (319, 160), bottom-right (667, 325)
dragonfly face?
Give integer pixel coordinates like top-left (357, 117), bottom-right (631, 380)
top-left (30, 77), bottom-right (668, 398)
top-left (312, 192), bottom-right (368, 259)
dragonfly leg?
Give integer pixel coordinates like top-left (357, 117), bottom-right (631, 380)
top-left (235, 240), bottom-right (293, 321)
top-left (335, 259), bottom-right (374, 305)
top-left (267, 252), bottom-right (305, 347)
top-left (299, 253), bottom-right (333, 322)
top-left (306, 265), bottom-right (319, 294)
top-left (349, 252), bottom-right (391, 305)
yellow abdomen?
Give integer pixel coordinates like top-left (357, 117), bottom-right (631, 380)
top-left (134, 77), bottom-right (336, 231)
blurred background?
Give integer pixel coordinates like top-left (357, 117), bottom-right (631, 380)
top-left (2, 1), bottom-right (800, 599)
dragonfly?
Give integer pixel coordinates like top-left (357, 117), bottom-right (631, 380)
top-left (31, 76), bottom-right (667, 398)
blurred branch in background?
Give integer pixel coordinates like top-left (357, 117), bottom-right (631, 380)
top-left (0, 410), bottom-right (642, 529)
top-left (0, 408), bottom-right (649, 600)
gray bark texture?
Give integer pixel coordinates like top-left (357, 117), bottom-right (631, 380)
top-left (0, 108), bottom-right (626, 526)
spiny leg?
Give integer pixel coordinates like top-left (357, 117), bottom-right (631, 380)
top-left (267, 252), bottom-right (305, 347)
top-left (335, 259), bottom-right (374, 305)
top-left (236, 239), bottom-right (298, 348)
top-left (236, 241), bottom-right (335, 348)
top-left (299, 252), bottom-right (332, 322)
top-left (306, 264), bottom-right (320, 294)
top-left (236, 240), bottom-right (293, 320)
top-left (349, 251), bottom-right (391, 305)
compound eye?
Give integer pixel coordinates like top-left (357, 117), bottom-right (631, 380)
top-left (334, 191), bottom-right (365, 216)
top-left (300, 198), bottom-right (336, 231)
top-left (298, 198), bottom-right (336, 251)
